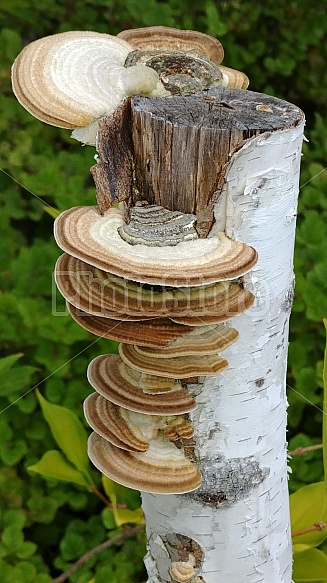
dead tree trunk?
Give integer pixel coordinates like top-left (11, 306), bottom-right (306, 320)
top-left (93, 87), bottom-right (304, 583)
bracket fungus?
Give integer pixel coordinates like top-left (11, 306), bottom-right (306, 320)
top-left (11, 26), bottom-right (248, 146)
top-left (87, 355), bottom-right (196, 416)
top-left (119, 343), bottom-right (229, 378)
top-left (11, 31), bottom-right (165, 132)
top-left (134, 325), bottom-right (239, 358)
top-left (84, 393), bottom-right (150, 452)
top-left (52, 196), bottom-right (257, 492)
top-left (84, 392), bottom-right (195, 454)
top-left (118, 26), bottom-right (249, 91)
top-left (54, 206), bottom-right (257, 286)
top-left (55, 253), bottom-right (254, 321)
top-left (88, 432), bottom-right (202, 494)
top-left (66, 302), bottom-right (191, 346)
top-left (12, 27), bottom-right (258, 498)
top-left (169, 556), bottom-right (197, 583)
top-left (118, 26), bottom-right (225, 64)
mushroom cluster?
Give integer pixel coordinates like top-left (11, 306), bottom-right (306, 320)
top-left (12, 26), bottom-right (258, 494)
top-left (53, 202), bottom-right (257, 493)
top-left (12, 27), bottom-right (249, 145)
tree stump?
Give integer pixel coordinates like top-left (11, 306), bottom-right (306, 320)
top-left (92, 87), bottom-right (304, 583)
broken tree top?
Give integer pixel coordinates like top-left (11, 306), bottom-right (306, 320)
top-left (94, 87), bottom-right (304, 234)
top-left (131, 87), bottom-right (304, 208)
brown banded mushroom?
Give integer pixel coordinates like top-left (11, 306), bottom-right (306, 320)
top-left (55, 255), bottom-right (156, 321)
top-left (55, 252), bottom-right (171, 317)
top-left (169, 556), bottom-right (196, 583)
top-left (219, 65), bottom-right (249, 89)
top-left (118, 25), bottom-right (249, 89)
top-left (84, 393), bottom-right (194, 451)
top-left (139, 374), bottom-right (176, 394)
top-left (170, 285), bottom-right (255, 325)
top-left (118, 26), bottom-right (224, 65)
top-left (54, 206), bottom-right (258, 286)
top-left (87, 355), bottom-right (196, 415)
top-left (84, 393), bottom-right (149, 452)
top-left (163, 418), bottom-right (194, 441)
top-left (88, 432), bottom-right (202, 494)
top-left (118, 205), bottom-right (198, 245)
top-left (66, 302), bottom-right (192, 346)
top-left (55, 253), bottom-right (254, 321)
top-left (11, 31), bottom-right (165, 132)
top-left (119, 343), bottom-right (229, 378)
top-left (134, 325), bottom-right (239, 358)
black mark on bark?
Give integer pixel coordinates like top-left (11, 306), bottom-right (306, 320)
top-left (192, 455), bottom-right (269, 508)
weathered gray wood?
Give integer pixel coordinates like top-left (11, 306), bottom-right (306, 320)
top-left (92, 88), bottom-right (303, 234)
top-left (131, 87), bottom-right (303, 235)
top-left (90, 100), bottom-right (134, 213)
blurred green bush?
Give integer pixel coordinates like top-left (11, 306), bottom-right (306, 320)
top-left (1, 1), bottom-right (326, 581)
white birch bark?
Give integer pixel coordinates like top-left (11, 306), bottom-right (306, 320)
top-left (142, 121), bottom-right (305, 583)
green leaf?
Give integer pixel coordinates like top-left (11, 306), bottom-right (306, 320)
top-left (1, 524), bottom-right (24, 552)
top-left (290, 482), bottom-right (327, 547)
top-left (293, 548), bottom-right (327, 581)
top-left (3, 509), bottom-right (26, 530)
top-left (101, 475), bottom-right (144, 527)
top-left (16, 541), bottom-right (37, 559)
top-left (113, 506), bottom-right (144, 527)
top-left (34, 575), bottom-right (52, 583)
top-left (0, 365), bottom-right (39, 396)
top-left (0, 561), bottom-right (25, 583)
top-left (323, 318), bottom-right (327, 495)
top-left (16, 561), bottom-right (37, 583)
top-left (60, 532), bottom-right (85, 560)
top-left (0, 439), bottom-right (28, 466)
top-left (101, 507), bottom-right (116, 530)
top-left (27, 493), bottom-right (59, 524)
top-left (36, 390), bottom-right (92, 482)
top-left (0, 353), bottom-right (23, 373)
top-left (28, 450), bottom-right (89, 488)
top-left (101, 475), bottom-right (121, 500)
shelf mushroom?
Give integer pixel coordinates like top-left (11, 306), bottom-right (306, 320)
top-left (11, 31), bottom-right (165, 131)
top-left (55, 253), bottom-right (254, 322)
top-left (119, 25), bottom-right (249, 91)
top-left (118, 26), bottom-right (225, 64)
top-left (84, 392), bottom-right (195, 452)
top-left (88, 432), bottom-right (202, 494)
top-left (169, 555), bottom-right (197, 583)
top-left (58, 202), bottom-right (257, 491)
top-left (84, 394), bottom-right (150, 452)
top-left (134, 325), bottom-right (239, 357)
top-left (87, 355), bottom-right (197, 415)
top-left (12, 28), bottom-right (249, 145)
top-left (118, 343), bottom-right (229, 378)
top-left (54, 206), bottom-right (258, 286)
top-left (66, 302), bottom-right (193, 346)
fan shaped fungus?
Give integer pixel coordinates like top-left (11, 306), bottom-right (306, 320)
top-left (88, 432), bottom-right (202, 494)
top-left (54, 206), bottom-right (258, 286)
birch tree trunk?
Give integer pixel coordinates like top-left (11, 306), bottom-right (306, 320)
top-left (92, 87), bottom-right (304, 583)
top-left (129, 92), bottom-right (305, 583)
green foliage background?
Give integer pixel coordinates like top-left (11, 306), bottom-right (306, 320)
top-left (0, 1), bottom-right (327, 581)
